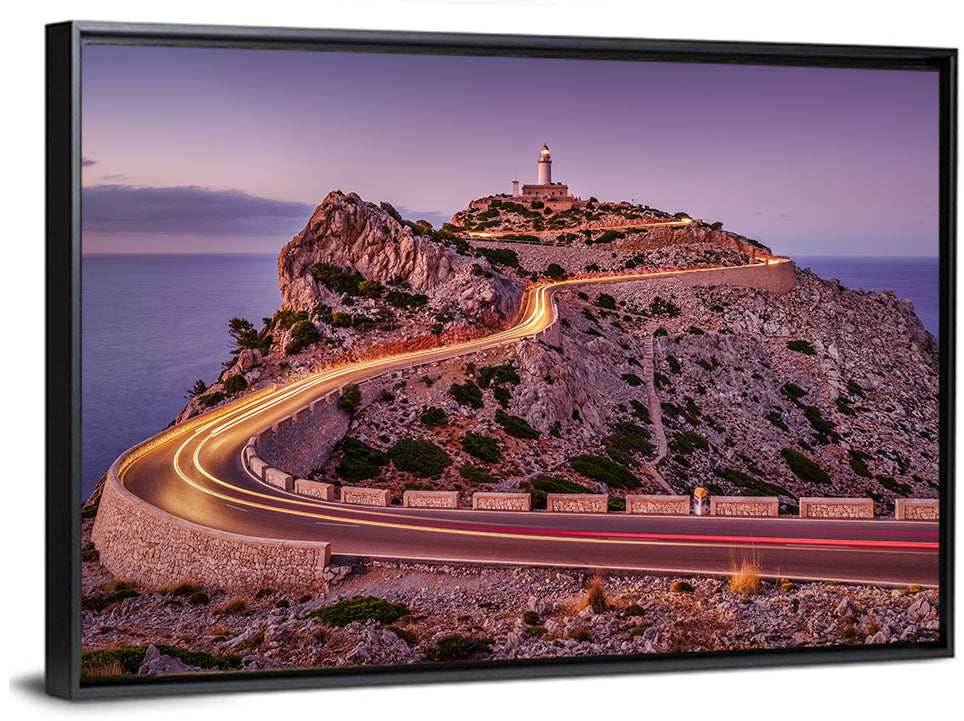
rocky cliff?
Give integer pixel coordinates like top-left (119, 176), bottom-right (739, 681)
top-left (279, 191), bottom-right (522, 326)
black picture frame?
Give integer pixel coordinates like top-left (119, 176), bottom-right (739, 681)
top-left (45, 20), bottom-right (956, 700)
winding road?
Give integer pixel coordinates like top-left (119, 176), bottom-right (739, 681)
top-left (116, 259), bottom-right (939, 587)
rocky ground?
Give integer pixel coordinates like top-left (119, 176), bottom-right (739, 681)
top-left (80, 518), bottom-right (940, 677)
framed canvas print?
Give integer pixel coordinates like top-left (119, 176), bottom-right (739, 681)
top-left (45, 20), bottom-right (956, 699)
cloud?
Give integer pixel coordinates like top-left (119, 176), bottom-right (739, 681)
top-left (82, 185), bottom-right (313, 236)
top-left (81, 157), bottom-right (97, 167)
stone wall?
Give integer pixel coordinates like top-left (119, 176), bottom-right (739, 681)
top-left (674, 260), bottom-right (796, 296)
top-left (547, 494), bottom-right (608, 513)
top-left (710, 496), bottom-right (779, 517)
top-left (625, 495), bottom-right (690, 515)
top-left (341, 486), bottom-right (390, 507)
top-left (255, 392), bottom-right (349, 479)
top-left (294, 479), bottom-right (335, 501)
top-left (91, 473), bottom-right (330, 593)
top-left (799, 497), bottom-right (874, 519)
top-left (472, 492), bottom-right (532, 511)
top-left (264, 467), bottom-right (294, 492)
top-left (403, 490), bottom-right (459, 509)
top-left (895, 499), bottom-right (940, 521)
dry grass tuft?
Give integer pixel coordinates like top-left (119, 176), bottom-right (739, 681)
top-left (728, 553), bottom-right (762, 596)
top-left (582, 575), bottom-right (609, 613)
top-left (81, 658), bottom-right (125, 678)
top-left (213, 596), bottom-right (249, 616)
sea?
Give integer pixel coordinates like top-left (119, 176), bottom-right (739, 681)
top-left (79, 253), bottom-right (941, 501)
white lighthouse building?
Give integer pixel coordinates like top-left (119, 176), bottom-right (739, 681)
top-left (521, 144), bottom-right (571, 200)
top-left (537, 144), bottom-right (552, 185)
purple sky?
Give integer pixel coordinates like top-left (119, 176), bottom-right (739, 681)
top-left (81, 44), bottom-right (940, 257)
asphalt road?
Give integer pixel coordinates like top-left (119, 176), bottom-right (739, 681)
top-left (119, 262), bottom-right (940, 587)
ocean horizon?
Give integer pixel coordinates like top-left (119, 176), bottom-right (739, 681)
top-left (80, 252), bottom-right (940, 500)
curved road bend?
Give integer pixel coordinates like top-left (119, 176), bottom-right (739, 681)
top-left (120, 260), bottom-right (940, 587)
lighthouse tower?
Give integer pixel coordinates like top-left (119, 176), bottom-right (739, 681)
top-left (537, 144), bottom-right (552, 185)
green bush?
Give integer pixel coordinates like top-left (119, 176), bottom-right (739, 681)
top-left (385, 289), bottom-right (429, 308)
top-left (765, 411), bottom-right (789, 432)
top-left (569, 454), bottom-right (641, 490)
top-left (494, 409), bottom-right (540, 439)
top-left (358, 279), bottom-right (384, 299)
top-left (199, 391), bottom-right (226, 407)
top-left (330, 312), bottom-right (352, 328)
top-left (848, 451), bottom-right (873, 478)
top-left (420, 406), bottom-right (448, 427)
top-left (305, 596), bottom-right (409, 627)
top-left (477, 363), bottom-right (520, 389)
top-left (338, 383), bottom-right (362, 414)
top-left (603, 422), bottom-right (653, 464)
top-left (81, 645), bottom-right (241, 676)
top-left (781, 382), bottom-right (807, 400)
top-left (311, 262), bottom-right (364, 295)
top-left (222, 374), bottom-right (247, 395)
top-left (336, 436), bottom-right (390, 482)
top-left (462, 433), bottom-right (501, 463)
top-left (780, 447), bottom-right (831, 484)
top-left (546, 262), bottom-right (567, 280)
top-left (630, 400), bottom-right (652, 424)
top-left (423, 635), bottom-right (493, 662)
top-left (476, 247), bottom-right (519, 268)
top-left (621, 373), bottom-right (643, 387)
top-left (459, 465), bottom-right (497, 485)
top-left (521, 475), bottom-right (593, 510)
top-left (389, 439), bottom-right (452, 477)
top-left (787, 340), bottom-right (817, 355)
top-left (596, 293), bottom-right (617, 310)
top-left (449, 380), bottom-right (484, 409)
top-left (670, 580), bottom-right (694, 593)
top-left (712, 467), bottom-right (794, 497)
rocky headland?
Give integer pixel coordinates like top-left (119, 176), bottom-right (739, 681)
top-left (83, 190), bottom-right (941, 675)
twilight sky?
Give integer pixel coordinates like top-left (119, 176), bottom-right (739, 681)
top-left (81, 43), bottom-right (940, 257)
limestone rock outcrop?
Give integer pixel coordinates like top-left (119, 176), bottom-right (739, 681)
top-left (278, 191), bottom-right (522, 326)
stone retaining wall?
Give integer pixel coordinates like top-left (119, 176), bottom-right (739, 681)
top-left (895, 498), bottom-right (940, 521)
top-left (403, 490), bottom-right (459, 509)
top-left (341, 486), bottom-right (390, 507)
top-left (547, 494), bottom-right (608, 513)
top-left (472, 492), bottom-right (532, 511)
top-left (625, 495), bottom-right (689, 515)
top-left (294, 479), bottom-right (335, 501)
top-left (264, 467), bottom-right (294, 492)
top-left (91, 472), bottom-right (330, 593)
top-left (255, 392), bottom-right (349, 479)
top-left (674, 260), bottom-right (796, 296)
top-left (799, 497), bottom-right (874, 519)
top-left (710, 496), bottom-right (779, 517)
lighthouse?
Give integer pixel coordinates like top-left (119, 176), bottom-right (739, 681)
top-left (537, 144), bottom-right (552, 185)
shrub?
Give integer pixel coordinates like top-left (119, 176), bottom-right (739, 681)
top-left (423, 635), bottom-right (493, 662)
top-left (462, 433), bottom-right (501, 463)
top-left (569, 454), bottom-right (641, 489)
top-left (305, 596), bottom-right (409, 627)
top-left (780, 448), bottom-right (831, 484)
top-left (81, 541), bottom-right (99, 563)
top-left (848, 450), bottom-right (873, 478)
top-left (630, 399), bottom-right (652, 424)
top-left (781, 382), bottom-right (807, 400)
top-left (670, 580), bottom-right (694, 593)
top-left (603, 422), bottom-right (653, 464)
top-left (476, 247), bottom-right (519, 268)
top-left (185, 378), bottom-right (207, 400)
top-left (787, 339), bottom-right (817, 355)
top-left (420, 406), bottom-right (448, 427)
top-left (385, 290), bottom-right (429, 308)
top-left (449, 380), bottom-right (484, 409)
top-left (389, 439), bottom-right (452, 477)
top-left (596, 293), bottom-right (617, 310)
top-left (526, 626), bottom-right (546, 637)
top-left (338, 383), bottom-right (362, 415)
top-left (188, 591), bottom-right (210, 606)
top-left (494, 409), bottom-right (540, 439)
top-left (199, 391), bottom-right (226, 407)
top-left (765, 411), bottom-right (789, 432)
top-left (477, 363), bottom-right (520, 389)
top-left (623, 604), bottom-right (645, 617)
top-left (311, 262), bottom-right (364, 295)
top-left (546, 262), bottom-right (567, 280)
top-left (521, 475), bottom-right (592, 510)
top-left (81, 645), bottom-right (241, 677)
top-left (358, 279), bottom-right (384, 299)
top-left (222, 374), bottom-right (247, 395)
top-left (459, 465), bottom-right (497, 485)
top-left (621, 372), bottom-right (643, 387)
top-left (336, 436), bottom-right (389, 482)
top-left (330, 311), bottom-right (352, 328)
top-left (522, 610), bottom-right (540, 625)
